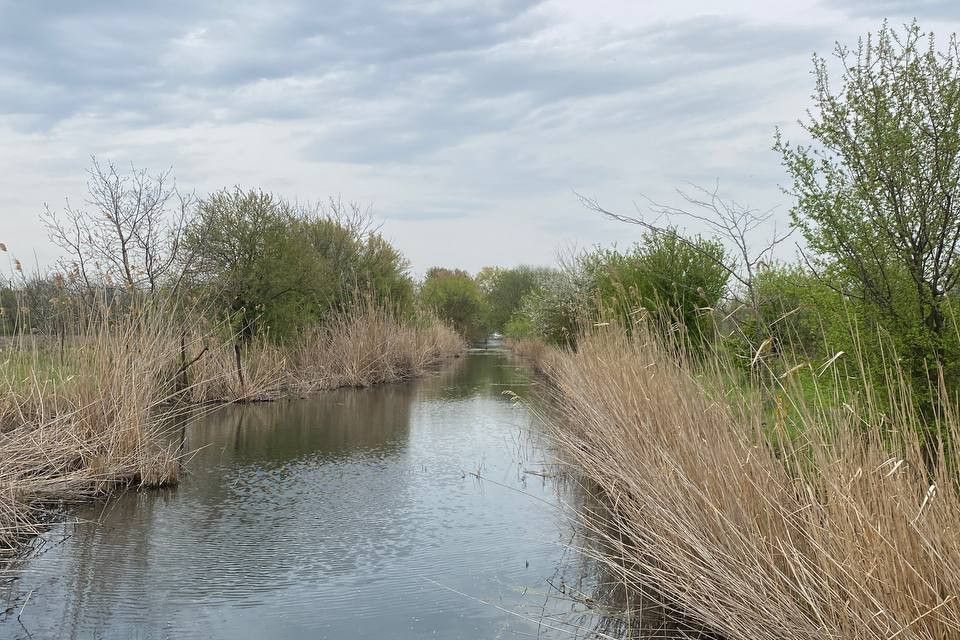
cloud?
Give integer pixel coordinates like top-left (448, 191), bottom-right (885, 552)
top-left (827, 0), bottom-right (960, 20)
top-left (0, 1), bottom-right (546, 127)
top-left (2, 1), bottom-right (954, 274)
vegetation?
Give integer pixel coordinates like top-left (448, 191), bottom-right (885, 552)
top-left (776, 22), bottom-right (960, 401)
top-left (505, 268), bottom-right (583, 347)
top-left (581, 231), bottom-right (729, 344)
top-left (537, 325), bottom-right (960, 640)
top-left (418, 267), bottom-right (489, 341)
top-left (476, 265), bottom-right (552, 332)
top-left (0, 160), bottom-right (464, 558)
top-left (493, 21), bottom-right (960, 640)
top-left (496, 234), bottom-right (728, 350)
top-left (0, 304), bottom-right (185, 555)
top-left (184, 189), bottom-right (414, 341)
top-left (4, 17), bottom-right (960, 640)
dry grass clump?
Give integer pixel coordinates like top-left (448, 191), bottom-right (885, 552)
top-left (540, 328), bottom-right (960, 640)
top-left (505, 338), bottom-right (554, 370)
top-left (183, 304), bottom-right (465, 402)
top-left (289, 304), bottom-right (465, 394)
top-left (186, 337), bottom-right (287, 403)
top-left (0, 308), bottom-right (186, 555)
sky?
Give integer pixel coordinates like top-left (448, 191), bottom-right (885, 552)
top-left (1, 1), bottom-right (959, 277)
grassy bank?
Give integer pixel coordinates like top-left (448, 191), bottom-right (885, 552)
top-left (0, 305), bottom-right (464, 558)
top-left (534, 329), bottom-right (960, 640)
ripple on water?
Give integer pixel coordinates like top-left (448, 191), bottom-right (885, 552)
top-left (2, 351), bottom-right (594, 640)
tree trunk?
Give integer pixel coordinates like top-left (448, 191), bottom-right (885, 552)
top-left (177, 326), bottom-right (188, 394)
top-left (234, 341), bottom-right (245, 398)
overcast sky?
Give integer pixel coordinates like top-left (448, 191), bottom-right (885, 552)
top-left (1, 1), bottom-right (959, 276)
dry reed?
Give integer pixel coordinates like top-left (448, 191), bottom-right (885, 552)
top-left (0, 307), bottom-right (187, 556)
top-left (0, 301), bottom-right (463, 557)
top-left (504, 337), bottom-right (552, 367)
top-left (186, 303), bottom-right (465, 402)
top-left (539, 327), bottom-right (960, 640)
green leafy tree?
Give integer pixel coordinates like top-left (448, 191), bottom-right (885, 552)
top-left (478, 265), bottom-right (552, 332)
top-left (184, 188), bottom-right (321, 340)
top-left (298, 211), bottom-right (413, 317)
top-left (776, 22), bottom-right (960, 386)
top-left (185, 190), bottom-right (415, 341)
top-left (581, 231), bottom-right (729, 345)
top-left (419, 268), bottom-right (489, 340)
top-left (355, 234), bottom-right (414, 317)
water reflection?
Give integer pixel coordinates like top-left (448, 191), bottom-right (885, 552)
top-left (1, 348), bottom-right (593, 640)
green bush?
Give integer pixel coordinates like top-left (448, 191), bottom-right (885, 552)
top-left (581, 231), bottom-right (729, 347)
top-left (477, 265), bottom-right (554, 332)
top-left (418, 268), bottom-right (489, 341)
top-left (505, 269), bottom-right (585, 347)
top-left (184, 188), bottom-right (414, 340)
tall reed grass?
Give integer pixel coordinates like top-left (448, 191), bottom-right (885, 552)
top-left (0, 307), bottom-right (187, 556)
top-left (538, 327), bottom-right (960, 640)
top-left (186, 303), bottom-right (465, 402)
top-left (0, 300), bottom-right (463, 557)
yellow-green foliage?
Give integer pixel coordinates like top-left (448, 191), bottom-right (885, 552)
top-left (418, 267), bottom-right (489, 341)
top-left (184, 189), bottom-right (414, 341)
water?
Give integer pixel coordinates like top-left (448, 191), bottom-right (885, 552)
top-left (0, 348), bottom-right (600, 639)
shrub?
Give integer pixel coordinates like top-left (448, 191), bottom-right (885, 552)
top-left (418, 268), bottom-right (489, 341)
top-left (581, 231), bottom-right (729, 347)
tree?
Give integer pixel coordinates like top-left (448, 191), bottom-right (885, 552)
top-left (42, 157), bottom-right (197, 298)
top-left (419, 268), bottom-right (488, 340)
top-left (477, 265), bottom-right (551, 332)
top-left (579, 184), bottom-right (791, 313)
top-left (183, 188), bottom-right (322, 340)
top-left (299, 197), bottom-right (413, 316)
top-left (184, 189), bottom-right (415, 341)
top-left (776, 22), bottom-right (960, 378)
top-left (581, 231), bottom-right (729, 345)
top-left (505, 268), bottom-right (584, 347)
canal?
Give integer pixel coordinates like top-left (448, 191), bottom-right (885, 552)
top-left (1, 347), bottom-right (601, 639)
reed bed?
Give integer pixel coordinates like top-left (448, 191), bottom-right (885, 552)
top-left (187, 304), bottom-right (465, 402)
top-left (0, 302), bottom-right (463, 557)
top-left (504, 337), bottom-right (552, 366)
top-left (0, 309), bottom-right (187, 556)
top-left (538, 328), bottom-right (960, 640)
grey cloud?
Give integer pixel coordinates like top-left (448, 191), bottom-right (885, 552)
top-left (0, 0), bottom-right (544, 125)
top-left (299, 14), bottom-right (823, 167)
top-left (0, 2), bottom-right (820, 135)
top-left (0, 1), bottom-right (863, 273)
top-left (827, 0), bottom-right (960, 20)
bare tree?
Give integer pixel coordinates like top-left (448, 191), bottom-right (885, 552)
top-left (42, 157), bottom-right (198, 298)
top-left (578, 181), bottom-right (793, 310)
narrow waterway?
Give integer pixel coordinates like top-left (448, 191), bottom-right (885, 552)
top-left (1, 348), bottom-right (601, 639)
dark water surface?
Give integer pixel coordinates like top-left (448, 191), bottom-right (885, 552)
top-left (1, 349), bottom-right (598, 639)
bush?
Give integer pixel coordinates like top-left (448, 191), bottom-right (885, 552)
top-left (418, 268), bottom-right (489, 341)
top-left (581, 231), bottom-right (728, 347)
top-left (477, 265), bottom-right (553, 332)
top-left (184, 189), bottom-right (415, 341)
top-left (505, 269), bottom-right (585, 347)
